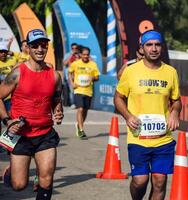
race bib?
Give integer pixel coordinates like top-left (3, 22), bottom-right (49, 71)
top-left (138, 114), bottom-right (167, 139)
top-left (77, 75), bottom-right (91, 86)
top-left (0, 130), bottom-right (21, 152)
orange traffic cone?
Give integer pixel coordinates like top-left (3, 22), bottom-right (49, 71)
top-left (169, 131), bottom-right (188, 200)
top-left (96, 116), bottom-right (128, 179)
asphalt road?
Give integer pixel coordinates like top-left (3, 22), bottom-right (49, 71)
top-left (0, 107), bottom-right (182, 200)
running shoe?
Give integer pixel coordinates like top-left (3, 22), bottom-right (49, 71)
top-left (33, 175), bottom-right (39, 192)
top-left (2, 165), bottom-right (11, 187)
top-left (79, 130), bottom-right (88, 140)
top-left (75, 123), bottom-right (87, 139)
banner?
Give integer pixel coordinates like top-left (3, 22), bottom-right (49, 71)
top-left (0, 14), bottom-right (20, 52)
top-left (92, 75), bottom-right (117, 112)
top-left (53, 0), bottom-right (103, 73)
top-left (110, 0), bottom-right (169, 65)
top-left (106, 0), bottom-right (117, 76)
top-left (13, 3), bottom-right (55, 67)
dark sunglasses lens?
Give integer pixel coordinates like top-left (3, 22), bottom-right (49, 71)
top-left (0, 50), bottom-right (8, 53)
top-left (30, 43), bottom-right (48, 49)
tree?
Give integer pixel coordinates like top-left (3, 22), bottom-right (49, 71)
top-left (0, 0), bottom-right (188, 51)
top-left (146, 0), bottom-right (188, 51)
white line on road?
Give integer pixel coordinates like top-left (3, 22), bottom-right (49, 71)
top-left (61, 121), bottom-right (126, 125)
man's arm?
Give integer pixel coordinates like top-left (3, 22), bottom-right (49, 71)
top-left (0, 67), bottom-right (20, 131)
top-left (0, 99), bottom-right (9, 119)
top-left (117, 64), bottom-right (126, 80)
top-left (92, 75), bottom-right (99, 82)
top-left (114, 90), bottom-right (141, 130)
top-left (0, 66), bottom-right (19, 99)
top-left (52, 71), bottom-right (64, 124)
top-left (68, 71), bottom-right (78, 89)
top-left (167, 99), bottom-right (182, 131)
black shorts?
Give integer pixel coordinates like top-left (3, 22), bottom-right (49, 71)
top-left (12, 128), bottom-right (60, 156)
top-left (74, 94), bottom-right (92, 109)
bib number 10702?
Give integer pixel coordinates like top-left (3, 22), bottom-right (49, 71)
top-left (138, 114), bottom-right (167, 139)
top-left (142, 122), bottom-right (166, 131)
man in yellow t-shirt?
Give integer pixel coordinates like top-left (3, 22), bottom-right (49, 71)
top-left (13, 40), bottom-right (30, 63)
top-left (114, 30), bottom-right (181, 200)
top-left (0, 43), bottom-right (18, 111)
top-left (69, 46), bottom-right (100, 139)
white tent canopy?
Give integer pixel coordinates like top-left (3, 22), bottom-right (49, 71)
top-left (168, 50), bottom-right (188, 60)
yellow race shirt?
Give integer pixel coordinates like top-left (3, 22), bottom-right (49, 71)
top-left (69, 59), bottom-right (100, 97)
top-left (0, 56), bottom-right (18, 100)
top-left (117, 60), bottom-right (180, 147)
top-left (0, 56), bottom-right (17, 77)
top-left (14, 52), bottom-right (30, 63)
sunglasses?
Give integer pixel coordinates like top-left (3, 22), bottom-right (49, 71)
top-left (0, 50), bottom-right (8, 53)
top-left (29, 42), bottom-right (48, 49)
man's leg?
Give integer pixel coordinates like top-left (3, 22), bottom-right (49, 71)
top-left (11, 154), bottom-right (31, 191)
top-left (35, 147), bottom-right (57, 200)
top-left (149, 141), bottom-right (176, 200)
top-left (149, 174), bottom-right (167, 200)
top-left (130, 175), bottom-right (149, 200)
top-left (83, 108), bottom-right (88, 122)
top-left (77, 107), bottom-right (84, 130)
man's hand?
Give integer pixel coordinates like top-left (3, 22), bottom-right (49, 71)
top-left (167, 110), bottom-right (180, 131)
top-left (126, 114), bottom-right (142, 131)
top-left (72, 82), bottom-right (79, 89)
top-left (7, 118), bottom-right (23, 135)
top-left (53, 108), bottom-right (64, 125)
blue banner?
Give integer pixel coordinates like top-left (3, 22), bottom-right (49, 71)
top-left (53, 0), bottom-right (103, 73)
top-left (91, 75), bottom-right (118, 112)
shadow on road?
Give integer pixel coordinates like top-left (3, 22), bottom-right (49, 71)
top-left (53, 173), bottom-right (96, 188)
top-left (86, 132), bottom-right (127, 139)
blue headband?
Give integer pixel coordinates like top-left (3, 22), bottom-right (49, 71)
top-left (141, 30), bottom-right (162, 45)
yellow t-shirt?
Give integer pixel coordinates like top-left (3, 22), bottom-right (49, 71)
top-left (117, 60), bottom-right (180, 147)
top-left (14, 52), bottom-right (30, 63)
top-left (0, 56), bottom-right (17, 77)
top-left (69, 59), bottom-right (100, 97)
top-left (0, 56), bottom-right (18, 101)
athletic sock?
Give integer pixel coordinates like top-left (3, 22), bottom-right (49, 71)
top-left (36, 186), bottom-right (52, 200)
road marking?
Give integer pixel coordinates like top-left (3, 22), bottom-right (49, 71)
top-left (61, 121), bottom-right (126, 125)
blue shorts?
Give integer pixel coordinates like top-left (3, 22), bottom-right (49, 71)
top-left (74, 94), bottom-right (92, 109)
top-left (128, 140), bottom-right (176, 176)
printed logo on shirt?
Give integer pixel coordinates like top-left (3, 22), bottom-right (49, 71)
top-left (139, 79), bottom-right (168, 88)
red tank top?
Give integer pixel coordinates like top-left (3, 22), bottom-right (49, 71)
top-left (10, 63), bottom-right (56, 137)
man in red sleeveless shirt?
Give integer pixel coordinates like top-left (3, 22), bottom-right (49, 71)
top-left (0, 29), bottom-right (63, 200)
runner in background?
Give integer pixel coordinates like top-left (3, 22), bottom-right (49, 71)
top-left (63, 43), bottom-right (80, 108)
top-left (69, 46), bottom-right (100, 139)
top-left (7, 38), bottom-right (30, 63)
top-left (114, 30), bottom-right (182, 200)
top-left (117, 45), bottom-right (144, 80)
top-left (0, 29), bottom-right (63, 200)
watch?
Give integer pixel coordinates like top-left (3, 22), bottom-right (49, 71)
top-left (2, 117), bottom-right (11, 126)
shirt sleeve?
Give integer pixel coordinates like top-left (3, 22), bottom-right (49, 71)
top-left (69, 61), bottom-right (75, 73)
top-left (116, 67), bottom-right (130, 97)
top-left (171, 69), bottom-right (180, 100)
top-left (93, 63), bottom-right (100, 77)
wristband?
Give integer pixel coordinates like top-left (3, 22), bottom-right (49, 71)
top-left (2, 117), bottom-right (11, 126)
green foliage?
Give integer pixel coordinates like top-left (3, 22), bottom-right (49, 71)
top-left (0, 0), bottom-right (188, 51)
top-left (146, 0), bottom-right (188, 51)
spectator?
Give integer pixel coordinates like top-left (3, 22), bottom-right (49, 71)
top-left (63, 43), bottom-right (80, 108)
top-left (0, 42), bottom-right (17, 111)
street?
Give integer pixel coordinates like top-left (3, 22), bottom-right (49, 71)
top-left (0, 107), bottom-right (178, 200)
